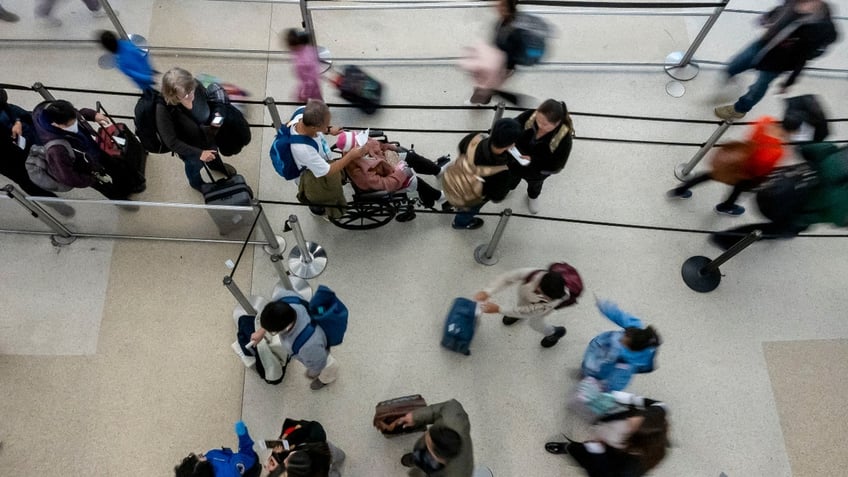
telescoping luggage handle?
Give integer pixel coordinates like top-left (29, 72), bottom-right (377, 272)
top-left (201, 153), bottom-right (231, 182)
top-left (93, 100), bottom-right (126, 151)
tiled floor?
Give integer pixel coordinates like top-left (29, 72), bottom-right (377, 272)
top-left (1, 0), bottom-right (847, 476)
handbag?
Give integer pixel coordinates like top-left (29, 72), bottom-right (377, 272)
top-left (373, 395), bottom-right (428, 436)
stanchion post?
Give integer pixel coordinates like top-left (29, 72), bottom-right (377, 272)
top-left (223, 276), bottom-right (258, 314)
top-left (490, 101), bottom-right (506, 131)
top-left (675, 120), bottom-right (733, 181)
top-left (31, 82), bottom-right (55, 101)
top-left (681, 230), bottom-right (761, 293)
top-left (286, 214), bottom-right (328, 279)
top-left (252, 200), bottom-right (286, 255)
top-left (270, 253), bottom-right (313, 300)
top-left (474, 208), bottom-right (512, 266)
top-left (265, 97), bottom-right (283, 130)
top-left (298, 0), bottom-right (317, 47)
top-left (665, 0), bottom-right (729, 81)
top-left (97, 0), bottom-right (128, 40)
top-left (3, 184), bottom-right (75, 246)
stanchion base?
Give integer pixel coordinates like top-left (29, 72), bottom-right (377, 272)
top-left (665, 80), bottom-right (685, 98)
top-left (664, 51), bottom-right (700, 81)
top-left (681, 256), bottom-right (721, 293)
top-left (474, 244), bottom-right (499, 266)
top-left (129, 33), bottom-right (149, 54)
top-left (674, 163), bottom-right (694, 182)
top-left (288, 242), bottom-right (328, 279)
top-left (97, 53), bottom-right (116, 69)
top-left (262, 235), bottom-right (286, 256)
top-left (318, 46), bottom-right (333, 74)
top-left (273, 278), bottom-right (313, 301)
top-left (50, 234), bottom-right (76, 247)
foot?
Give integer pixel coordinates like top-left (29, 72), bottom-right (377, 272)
top-left (309, 205), bottom-right (326, 216)
top-left (452, 217), bottom-right (484, 230)
top-left (715, 203), bottom-right (745, 216)
top-left (310, 378), bottom-right (327, 390)
top-left (666, 188), bottom-right (692, 199)
top-left (714, 105), bottom-right (745, 121)
top-left (441, 201), bottom-right (455, 213)
top-left (540, 326), bottom-right (567, 348)
top-left (305, 370), bottom-right (320, 379)
top-left (545, 442), bottom-right (570, 455)
top-left (0, 8), bottom-right (20, 22)
top-left (36, 15), bottom-right (62, 27)
top-left (502, 316), bottom-right (520, 326)
top-left (401, 453), bottom-right (415, 468)
top-left (527, 196), bottom-right (540, 214)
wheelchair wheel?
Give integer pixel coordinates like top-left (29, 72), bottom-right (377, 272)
top-left (394, 199), bottom-right (417, 223)
top-left (329, 200), bottom-right (398, 230)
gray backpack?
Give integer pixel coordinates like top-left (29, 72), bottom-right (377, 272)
top-left (25, 139), bottom-right (74, 192)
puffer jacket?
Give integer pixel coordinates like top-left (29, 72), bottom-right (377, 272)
top-left (32, 101), bottom-right (103, 188)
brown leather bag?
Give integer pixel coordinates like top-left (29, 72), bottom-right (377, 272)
top-left (373, 394), bottom-right (428, 437)
top-left (709, 141), bottom-right (754, 185)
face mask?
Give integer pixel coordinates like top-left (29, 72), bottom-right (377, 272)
top-left (413, 447), bottom-right (444, 473)
top-left (60, 122), bottom-right (79, 134)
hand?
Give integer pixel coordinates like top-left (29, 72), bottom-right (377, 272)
top-left (235, 420), bottom-right (247, 436)
top-left (473, 291), bottom-right (489, 302)
top-left (200, 150), bottom-right (218, 162)
top-left (250, 329), bottom-right (266, 344)
top-left (380, 143), bottom-right (399, 152)
top-left (328, 126), bottom-right (343, 136)
top-left (94, 112), bottom-right (108, 125)
top-left (389, 413), bottom-right (415, 430)
top-left (481, 302), bottom-right (499, 314)
top-left (10, 121), bottom-right (22, 139)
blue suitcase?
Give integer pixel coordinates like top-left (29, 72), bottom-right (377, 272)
top-left (441, 298), bottom-right (478, 355)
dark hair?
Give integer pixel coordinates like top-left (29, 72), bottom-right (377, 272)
top-left (302, 99), bottom-right (330, 128)
top-left (500, 0), bottom-right (519, 21)
top-left (43, 100), bottom-right (77, 125)
top-left (781, 111), bottom-right (803, 132)
top-left (260, 301), bottom-right (297, 332)
top-left (0, 88), bottom-right (8, 108)
top-left (174, 454), bottom-right (214, 477)
top-left (282, 450), bottom-right (313, 477)
top-left (625, 326), bottom-right (661, 351)
top-left (537, 99), bottom-right (575, 135)
top-left (99, 30), bottom-right (119, 53)
top-left (489, 118), bottom-right (522, 148)
top-left (626, 406), bottom-right (669, 472)
top-left (539, 272), bottom-right (566, 300)
top-left (285, 28), bottom-right (311, 48)
top-left (428, 425), bottom-right (462, 460)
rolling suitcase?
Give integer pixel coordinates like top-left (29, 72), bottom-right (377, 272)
top-left (441, 297), bottom-right (479, 356)
top-left (92, 102), bottom-right (147, 195)
top-left (333, 65), bottom-right (383, 115)
top-left (373, 394), bottom-right (428, 437)
top-left (201, 162), bottom-right (255, 235)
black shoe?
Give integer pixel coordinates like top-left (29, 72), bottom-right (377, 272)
top-left (540, 326), bottom-right (566, 348)
top-left (545, 442), bottom-right (570, 455)
top-left (441, 202), bottom-right (455, 213)
top-left (502, 316), bottom-right (520, 326)
top-left (309, 205), bottom-right (326, 216)
top-left (401, 453), bottom-right (415, 468)
top-left (452, 217), bottom-right (484, 230)
top-left (222, 163), bottom-right (237, 176)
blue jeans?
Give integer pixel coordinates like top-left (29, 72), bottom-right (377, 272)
top-left (181, 153), bottom-right (226, 191)
top-left (726, 42), bottom-right (782, 113)
top-left (453, 203), bottom-right (483, 227)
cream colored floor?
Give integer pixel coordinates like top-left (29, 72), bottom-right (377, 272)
top-left (1, 0), bottom-right (847, 476)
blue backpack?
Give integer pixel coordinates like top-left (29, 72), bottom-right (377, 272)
top-left (269, 106), bottom-right (319, 180)
top-left (282, 285), bottom-right (349, 354)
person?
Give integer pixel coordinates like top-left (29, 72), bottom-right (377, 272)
top-left (32, 99), bottom-right (132, 200)
top-left (463, 0), bottom-right (524, 105)
top-left (442, 118), bottom-right (522, 229)
top-left (581, 298), bottom-right (661, 392)
top-left (174, 421), bottom-right (260, 477)
top-left (288, 99), bottom-right (367, 219)
top-left (264, 418), bottom-right (346, 477)
top-left (667, 116), bottom-right (786, 216)
top-left (0, 3), bottom-right (19, 22)
top-left (390, 399), bottom-right (473, 477)
top-left (250, 290), bottom-right (340, 390)
top-left (512, 99), bottom-right (575, 214)
top-left (98, 30), bottom-right (155, 91)
top-left (474, 267), bottom-right (570, 348)
top-left (285, 29), bottom-right (323, 103)
top-left (545, 392), bottom-right (670, 477)
top-left (782, 94), bottom-right (829, 143)
top-left (336, 131), bottom-right (450, 209)
top-left (35, 0), bottom-right (110, 27)
top-left (714, 0), bottom-right (838, 120)
top-left (710, 142), bottom-right (848, 250)
top-left (156, 67), bottom-right (238, 192)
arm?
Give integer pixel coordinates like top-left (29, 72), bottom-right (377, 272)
top-left (546, 132), bottom-right (573, 173)
top-left (410, 399), bottom-right (463, 427)
top-left (155, 103), bottom-right (204, 157)
top-left (327, 145), bottom-right (367, 176)
top-left (234, 421), bottom-right (255, 455)
top-left (481, 267), bottom-right (539, 296)
top-left (596, 300), bottom-right (644, 329)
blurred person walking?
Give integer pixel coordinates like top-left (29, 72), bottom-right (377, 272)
top-left (714, 0), bottom-right (838, 120)
top-left (0, 3), bottom-right (19, 22)
top-left (462, 0), bottom-right (524, 105)
top-left (36, 0), bottom-right (110, 27)
top-left (285, 28), bottom-right (323, 103)
top-left (99, 31), bottom-right (156, 91)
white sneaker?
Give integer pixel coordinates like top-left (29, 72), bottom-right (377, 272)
top-left (527, 196), bottom-right (540, 214)
top-left (36, 15), bottom-right (62, 27)
top-left (231, 341), bottom-right (256, 368)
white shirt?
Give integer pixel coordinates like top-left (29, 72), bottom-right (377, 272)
top-left (289, 116), bottom-right (333, 178)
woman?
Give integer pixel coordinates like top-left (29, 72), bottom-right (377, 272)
top-left (156, 67), bottom-right (237, 191)
top-left (463, 0), bottom-right (524, 105)
top-left (263, 418), bottom-right (345, 477)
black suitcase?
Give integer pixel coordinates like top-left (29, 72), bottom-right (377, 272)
top-left (335, 65), bottom-right (383, 115)
top-left (201, 163), bottom-right (255, 236)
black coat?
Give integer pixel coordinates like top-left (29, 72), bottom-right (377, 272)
top-left (513, 109), bottom-right (573, 180)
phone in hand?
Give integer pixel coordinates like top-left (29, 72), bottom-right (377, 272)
top-left (16, 135), bottom-right (26, 150)
top-left (259, 439), bottom-right (290, 451)
top-left (211, 115), bottom-right (224, 127)
top-left (509, 146), bottom-right (530, 166)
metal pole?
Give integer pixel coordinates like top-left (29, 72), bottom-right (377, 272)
top-left (98, 0), bottom-right (128, 40)
top-left (3, 184), bottom-right (76, 246)
top-left (664, 0), bottom-right (728, 81)
top-left (223, 276), bottom-right (258, 315)
top-left (270, 253), bottom-right (313, 299)
top-left (675, 120), bottom-right (733, 181)
top-left (474, 208), bottom-right (512, 266)
top-left (252, 200), bottom-right (286, 255)
top-left (265, 97), bottom-right (283, 130)
top-left (32, 82), bottom-right (55, 101)
top-left (490, 101), bottom-right (506, 131)
top-left (299, 0), bottom-right (317, 48)
top-left (681, 230), bottom-right (761, 293)
top-left (702, 229), bottom-right (762, 273)
top-left (289, 215), bottom-right (312, 264)
top-left (286, 214), bottom-right (328, 279)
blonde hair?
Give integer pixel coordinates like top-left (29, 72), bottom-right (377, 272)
top-left (161, 67), bottom-right (197, 105)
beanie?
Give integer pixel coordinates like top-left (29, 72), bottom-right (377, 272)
top-left (335, 131), bottom-right (356, 152)
top-left (490, 118), bottom-right (522, 148)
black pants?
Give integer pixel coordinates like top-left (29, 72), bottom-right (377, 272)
top-left (0, 142), bottom-right (57, 197)
top-left (403, 150), bottom-right (441, 176)
top-left (673, 173), bottom-right (756, 206)
top-left (567, 442), bottom-right (642, 477)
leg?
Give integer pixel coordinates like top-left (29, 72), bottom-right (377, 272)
top-left (668, 172), bottom-right (712, 197)
top-left (734, 70), bottom-right (781, 113)
top-left (327, 441), bottom-right (346, 477)
top-left (403, 150), bottom-right (441, 176)
top-left (525, 177), bottom-right (545, 199)
top-left (316, 353), bottom-right (339, 385)
top-left (452, 203), bottom-right (484, 229)
top-left (526, 316), bottom-right (555, 337)
top-left (415, 179), bottom-right (442, 208)
top-left (717, 181), bottom-right (750, 208)
top-left (181, 154), bottom-right (207, 191)
top-left (725, 42), bottom-right (762, 78)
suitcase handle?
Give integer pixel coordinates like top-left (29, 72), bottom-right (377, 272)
top-left (201, 152), bottom-right (229, 182)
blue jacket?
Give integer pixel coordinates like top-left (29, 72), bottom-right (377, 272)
top-left (205, 428), bottom-right (257, 477)
top-left (116, 39), bottom-right (155, 90)
top-left (581, 301), bottom-right (658, 392)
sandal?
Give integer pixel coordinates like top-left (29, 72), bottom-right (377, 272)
top-left (545, 442), bottom-right (569, 455)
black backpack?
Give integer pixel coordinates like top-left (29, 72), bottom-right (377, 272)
top-left (133, 88), bottom-right (170, 154)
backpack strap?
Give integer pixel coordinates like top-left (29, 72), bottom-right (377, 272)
top-left (290, 133), bottom-right (319, 151)
top-left (291, 323), bottom-right (316, 356)
top-left (523, 269), bottom-right (545, 284)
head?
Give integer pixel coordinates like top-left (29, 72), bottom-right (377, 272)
top-left (161, 67), bottom-right (197, 107)
top-left (99, 30), bottom-right (119, 53)
top-left (425, 425), bottom-right (462, 463)
top-left (623, 326), bottom-right (661, 351)
top-left (259, 301), bottom-right (298, 334)
top-left (536, 99), bottom-right (574, 135)
top-left (489, 118), bottom-right (522, 154)
top-left (496, 0), bottom-right (519, 21)
top-left (299, 99), bottom-right (331, 136)
top-left (285, 28), bottom-right (311, 49)
top-left (266, 442), bottom-right (331, 477)
top-left (43, 100), bottom-right (79, 131)
top-left (174, 453), bottom-right (214, 477)
top-left (538, 272), bottom-right (567, 300)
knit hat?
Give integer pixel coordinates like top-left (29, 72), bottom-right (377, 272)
top-left (335, 131), bottom-right (356, 152)
top-left (490, 118), bottom-right (522, 148)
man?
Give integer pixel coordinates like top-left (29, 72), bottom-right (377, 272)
top-left (715, 0), bottom-right (838, 120)
top-left (391, 399), bottom-right (473, 477)
top-left (512, 99), bottom-right (574, 214)
top-left (250, 290), bottom-right (339, 390)
top-left (474, 267), bottom-right (571, 348)
top-left (442, 118), bottom-right (522, 229)
top-left (174, 421), bottom-right (260, 477)
top-left (289, 99), bottom-right (367, 219)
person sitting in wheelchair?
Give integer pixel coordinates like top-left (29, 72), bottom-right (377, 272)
top-left (336, 131), bottom-right (451, 209)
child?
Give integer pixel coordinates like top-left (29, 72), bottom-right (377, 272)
top-left (285, 29), bottom-right (323, 103)
top-left (99, 31), bottom-right (155, 91)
